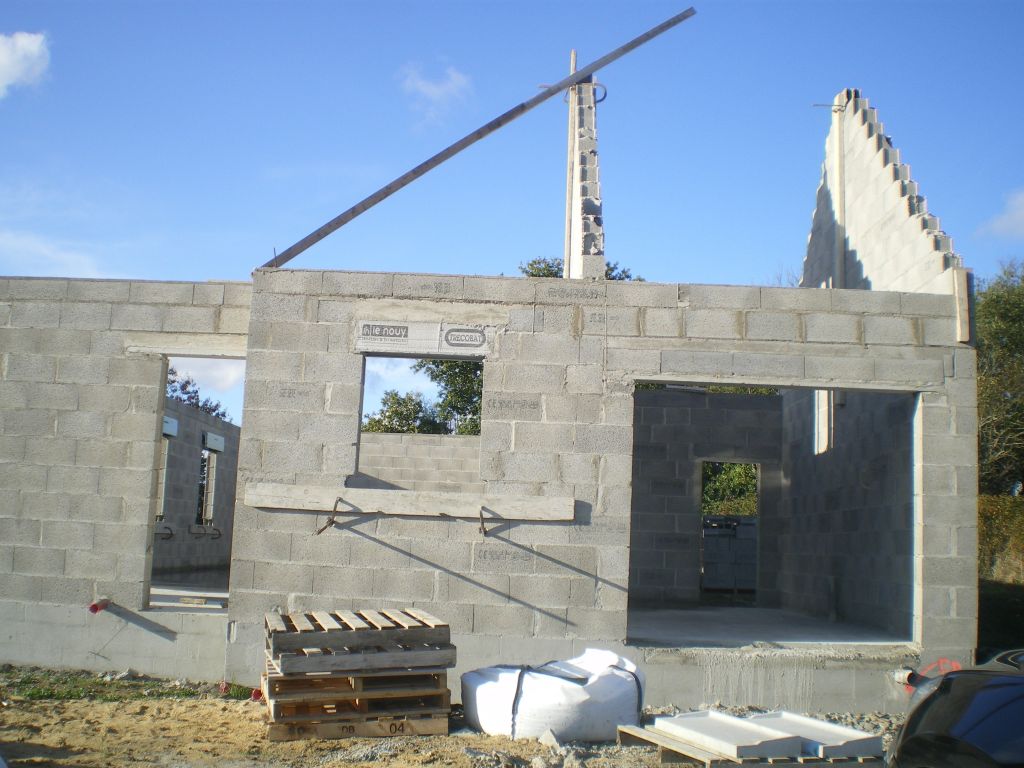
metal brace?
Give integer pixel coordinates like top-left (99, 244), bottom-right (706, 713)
top-left (479, 506), bottom-right (490, 537)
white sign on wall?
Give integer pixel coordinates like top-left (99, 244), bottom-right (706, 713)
top-left (354, 319), bottom-right (492, 356)
top-left (162, 416), bottom-right (179, 437)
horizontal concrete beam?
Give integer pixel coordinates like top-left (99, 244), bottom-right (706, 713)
top-left (244, 482), bottom-right (575, 521)
top-left (124, 332), bottom-right (247, 358)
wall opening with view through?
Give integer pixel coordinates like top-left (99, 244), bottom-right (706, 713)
top-left (349, 355), bottom-right (484, 493)
top-left (146, 356), bottom-right (244, 606)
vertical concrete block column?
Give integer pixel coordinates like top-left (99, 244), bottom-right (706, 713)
top-left (564, 77), bottom-right (605, 281)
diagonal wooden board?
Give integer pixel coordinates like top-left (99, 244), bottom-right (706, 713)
top-left (244, 482), bottom-right (575, 521)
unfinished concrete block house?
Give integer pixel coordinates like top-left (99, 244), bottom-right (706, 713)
top-left (0, 71), bottom-right (976, 712)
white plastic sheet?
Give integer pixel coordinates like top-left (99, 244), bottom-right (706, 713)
top-left (461, 648), bottom-right (644, 742)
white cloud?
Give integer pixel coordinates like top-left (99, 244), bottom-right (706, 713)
top-left (0, 32), bottom-right (49, 99)
top-left (0, 229), bottom-right (121, 278)
top-left (399, 62), bottom-right (471, 123)
top-left (363, 357), bottom-right (438, 416)
top-left (980, 189), bottom-right (1024, 239)
top-left (170, 358), bottom-right (247, 393)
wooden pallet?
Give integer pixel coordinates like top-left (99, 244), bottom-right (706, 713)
top-left (266, 643), bottom-right (455, 675)
top-left (265, 609), bottom-right (449, 655)
top-left (267, 713), bottom-right (448, 742)
top-left (618, 726), bottom-right (884, 767)
top-left (261, 669), bottom-right (450, 722)
top-left (263, 663), bottom-right (447, 697)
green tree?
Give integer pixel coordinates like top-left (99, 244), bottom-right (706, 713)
top-left (166, 366), bottom-right (229, 421)
top-left (362, 390), bottom-right (449, 434)
top-left (976, 261), bottom-right (1024, 494)
top-left (518, 256), bottom-right (643, 281)
top-left (411, 359), bottom-right (482, 435)
top-left (702, 461), bottom-right (758, 517)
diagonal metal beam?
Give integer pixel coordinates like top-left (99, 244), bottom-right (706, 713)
top-left (261, 6), bottom-right (697, 270)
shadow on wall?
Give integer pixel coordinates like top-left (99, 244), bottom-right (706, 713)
top-left (802, 171), bottom-right (872, 290)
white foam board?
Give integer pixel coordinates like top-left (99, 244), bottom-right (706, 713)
top-left (652, 711), bottom-right (803, 759)
top-left (747, 712), bottom-right (883, 758)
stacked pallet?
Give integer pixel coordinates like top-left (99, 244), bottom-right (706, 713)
top-left (262, 608), bottom-right (456, 741)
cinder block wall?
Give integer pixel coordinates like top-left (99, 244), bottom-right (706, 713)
top-left (802, 89), bottom-right (960, 294)
top-left (351, 433), bottom-right (483, 493)
top-left (779, 389), bottom-right (915, 636)
top-left (224, 269), bottom-right (978, 691)
top-left (0, 276), bottom-right (249, 678)
top-left (630, 388), bottom-right (782, 606)
top-left (150, 397), bottom-right (240, 588)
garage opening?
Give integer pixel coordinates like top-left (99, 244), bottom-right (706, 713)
top-left (626, 383), bottom-right (915, 647)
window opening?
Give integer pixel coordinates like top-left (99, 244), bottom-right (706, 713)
top-left (155, 436), bottom-right (169, 523)
top-left (195, 448), bottom-right (217, 525)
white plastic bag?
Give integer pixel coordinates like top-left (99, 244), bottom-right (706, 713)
top-left (461, 648), bottom-right (644, 742)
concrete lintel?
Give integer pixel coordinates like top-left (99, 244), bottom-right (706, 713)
top-left (125, 332), bottom-right (247, 358)
top-left (642, 372), bottom-right (941, 394)
top-left (244, 482), bottom-right (575, 521)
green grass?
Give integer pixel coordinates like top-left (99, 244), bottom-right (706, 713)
top-left (0, 666), bottom-right (203, 702)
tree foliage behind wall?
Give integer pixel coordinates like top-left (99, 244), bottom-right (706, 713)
top-left (166, 366), bottom-right (230, 421)
top-left (702, 461), bottom-right (758, 517)
top-left (976, 261), bottom-right (1024, 495)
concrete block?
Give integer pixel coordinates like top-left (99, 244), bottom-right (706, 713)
top-left (559, 453), bottom-right (599, 485)
top-left (463, 276), bottom-right (536, 304)
top-left (256, 270), bottom-right (324, 295)
top-left (516, 333), bottom-right (579, 364)
top-left (642, 307), bottom-right (681, 337)
top-left (606, 347), bottom-right (660, 374)
top-left (804, 355), bottom-right (873, 382)
top-left (605, 307), bottom-right (640, 336)
top-left (57, 411), bottom-right (108, 439)
top-left (681, 284), bottom-right (760, 310)
top-left (500, 452), bottom-right (558, 482)
top-left (900, 292), bottom-right (956, 316)
top-left (830, 289), bottom-right (901, 314)
top-left (508, 574), bottom-right (570, 607)
top-left (5, 353), bottom-right (57, 383)
top-left (864, 316), bottom-right (917, 345)
top-left (473, 603), bottom-right (534, 635)
top-left (66, 549), bottom-right (118, 579)
top-left (514, 422), bottom-right (574, 453)
top-left (448, 572), bottom-right (510, 605)
top-left (745, 312), bottom-right (800, 341)
top-left (348, 536), bottom-right (413, 569)
top-left (57, 356), bottom-right (110, 385)
top-left (922, 557), bottom-right (975, 587)
top-left (371, 568), bottom-right (434, 600)
top-left (9, 278), bottom-right (68, 300)
top-left (13, 546), bottom-right (65, 575)
top-left (67, 280), bottom-right (130, 303)
top-left (921, 318), bottom-right (957, 346)
top-left (46, 465), bottom-right (100, 494)
top-left (3, 409), bottom-right (55, 436)
top-left (732, 352), bottom-right (803, 379)
top-left (58, 302), bottom-right (112, 330)
top-left (249, 292), bottom-right (312, 323)
top-left (111, 303), bottom-right (166, 331)
top-left (684, 309), bottom-right (742, 339)
top-left (223, 282), bottom-right (252, 306)
top-left (605, 281), bottom-right (677, 308)
top-left (535, 544), bottom-right (596, 576)
top-left (267, 321), bottom-right (328, 352)
top-left (540, 394), bottom-right (577, 422)
top-left (393, 274), bottom-right (464, 300)
top-left (574, 424), bottom-right (631, 454)
top-left (321, 271), bottom-right (394, 297)
top-left (253, 561), bottom-right (314, 593)
top-left (534, 280), bottom-right (606, 306)
top-left (565, 607), bottom-right (622, 639)
top-left (804, 314), bottom-right (862, 343)
top-left (0, 381), bottom-right (29, 409)
top-left (502, 365), bottom-right (565, 394)
top-left (11, 302), bottom-right (61, 328)
top-left (661, 349), bottom-right (732, 376)
top-left (0, 434), bottom-right (26, 461)
top-left (98, 466), bottom-right (152, 498)
top-left (565, 365), bottom-right (602, 394)
top-left (129, 281), bottom-right (196, 304)
top-left (217, 306), bottom-right (250, 334)
top-left (191, 283), bottom-right (225, 305)
top-left (411, 539), bottom-right (474, 572)
top-left (760, 287), bottom-right (830, 311)
top-left (874, 358), bottom-right (943, 385)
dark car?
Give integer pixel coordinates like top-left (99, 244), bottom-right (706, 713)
top-left (887, 650), bottom-right (1024, 767)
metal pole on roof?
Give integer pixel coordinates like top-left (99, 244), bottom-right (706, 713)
top-left (261, 7), bottom-right (697, 270)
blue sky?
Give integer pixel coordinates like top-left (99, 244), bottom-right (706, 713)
top-left (3, 0), bottom-right (1023, 423)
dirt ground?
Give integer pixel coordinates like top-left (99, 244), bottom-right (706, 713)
top-left (0, 695), bottom-right (660, 768)
top-left (0, 667), bottom-right (902, 768)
